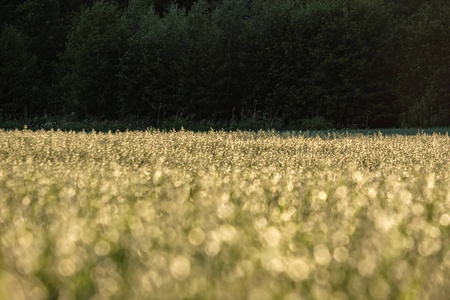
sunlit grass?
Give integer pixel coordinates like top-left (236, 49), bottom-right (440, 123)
top-left (0, 129), bottom-right (449, 299)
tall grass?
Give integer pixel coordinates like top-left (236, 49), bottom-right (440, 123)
top-left (0, 129), bottom-right (449, 299)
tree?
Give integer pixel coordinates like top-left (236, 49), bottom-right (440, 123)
top-left (240, 0), bottom-right (300, 122)
top-left (0, 0), bottom-right (23, 26)
top-left (209, 0), bottom-right (249, 119)
top-left (241, 0), bottom-right (396, 128)
top-left (118, 0), bottom-right (163, 118)
top-left (180, 0), bottom-right (225, 119)
top-left (14, 0), bottom-right (66, 112)
top-left (305, 0), bottom-right (397, 128)
top-left (0, 25), bottom-right (40, 117)
top-left (396, 1), bottom-right (450, 127)
top-left (56, 1), bottom-right (128, 118)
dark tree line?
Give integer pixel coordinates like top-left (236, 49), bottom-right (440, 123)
top-left (2, 0), bottom-right (450, 129)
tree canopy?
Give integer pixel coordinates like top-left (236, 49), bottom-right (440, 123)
top-left (1, 0), bottom-right (449, 129)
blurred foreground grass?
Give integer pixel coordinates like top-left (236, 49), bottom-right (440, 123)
top-left (0, 129), bottom-right (449, 299)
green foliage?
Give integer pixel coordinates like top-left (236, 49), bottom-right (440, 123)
top-left (400, 95), bottom-right (448, 128)
top-left (0, 25), bottom-right (40, 117)
top-left (57, 1), bottom-right (128, 118)
top-left (119, 0), bottom-right (247, 121)
top-left (209, 0), bottom-right (249, 117)
top-left (182, 0), bottom-right (223, 118)
top-left (15, 0), bottom-right (65, 71)
top-left (387, 0), bottom-right (428, 16)
top-left (240, 0), bottom-right (298, 119)
top-left (119, 1), bottom-right (190, 119)
top-left (14, 0), bottom-right (66, 112)
top-left (0, 0), bottom-right (20, 25)
top-left (310, 0), bottom-right (396, 128)
top-left (241, 0), bottom-right (396, 128)
top-left (299, 116), bottom-right (333, 131)
top-left (396, 1), bottom-right (450, 127)
top-left (3, 0), bottom-right (450, 129)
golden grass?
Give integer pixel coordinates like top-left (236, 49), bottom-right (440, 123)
top-left (0, 129), bottom-right (449, 299)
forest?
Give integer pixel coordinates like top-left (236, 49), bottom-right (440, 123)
top-left (1, 0), bottom-right (450, 130)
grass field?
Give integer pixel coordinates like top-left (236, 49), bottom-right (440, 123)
top-left (0, 129), bottom-right (449, 300)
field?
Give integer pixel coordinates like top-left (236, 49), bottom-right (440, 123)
top-left (0, 129), bottom-right (450, 300)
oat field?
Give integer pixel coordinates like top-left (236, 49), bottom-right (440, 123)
top-left (0, 129), bottom-right (450, 300)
